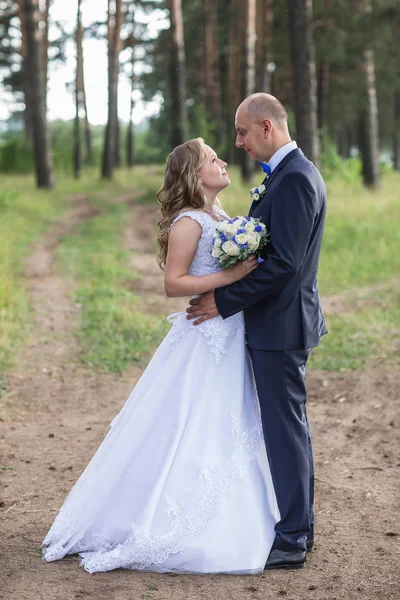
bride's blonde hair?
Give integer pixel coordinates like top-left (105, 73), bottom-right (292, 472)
top-left (156, 138), bottom-right (208, 270)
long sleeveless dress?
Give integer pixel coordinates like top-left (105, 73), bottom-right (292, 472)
top-left (42, 209), bottom-right (279, 574)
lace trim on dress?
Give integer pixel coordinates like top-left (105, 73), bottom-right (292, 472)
top-left (77, 415), bottom-right (264, 573)
top-left (167, 311), bottom-right (244, 364)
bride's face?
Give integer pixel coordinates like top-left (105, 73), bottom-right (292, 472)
top-left (198, 145), bottom-right (230, 197)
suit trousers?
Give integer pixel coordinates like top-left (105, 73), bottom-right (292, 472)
top-left (249, 347), bottom-right (314, 552)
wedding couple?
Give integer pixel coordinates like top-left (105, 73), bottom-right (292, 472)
top-left (42, 93), bottom-right (327, 574)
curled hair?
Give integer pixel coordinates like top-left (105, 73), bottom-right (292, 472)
top-left (156, 138), bottom-right (208, 270)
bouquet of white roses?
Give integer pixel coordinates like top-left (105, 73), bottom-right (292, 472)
top-left (211, 216), bottom-right (269, 268)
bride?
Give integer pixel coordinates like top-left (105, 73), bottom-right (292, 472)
top-left (42, 138), bottom-right (279, 574)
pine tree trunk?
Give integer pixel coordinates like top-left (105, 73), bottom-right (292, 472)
top-left (17, 1), bottom-right (33, 141)
top-left (288, 0), bottom-right (320, 166)
top-left (75, 1), bottom-right (93, 164)
top-left (40, 0), bottom-right (51, 112)
top-left (115, 86), bottom-right (121, 168)
top-left (226, 0), bottom-right (243, 165)
top-left (255, 0), bottom-right (273, 93)
top-left (102, 0), bottom-right (122, 179)
top-left (358, 46), bottom-right (380, 187)
top-left (337, 128), bottom-right (352, 159)
top-left (203, 0), bottom-right (222, 144)
top-left (245, 0), bottom-right (256, 96)
top-left (240, 0), bottom-right (256, 182)
top-left (166, 0), bottom-right (189, 147)
top-left (20, 0), bottom-right (54, 188)
top-left (73, 85), bottom-right (81, 180)
top-left (394, 89), bottom-right (400, 171)
top-left (127, 44), bottom-right (135, 168)
top-left (317, 60), bottom-right (330, 131)
top-left (82, 88), bottom-right (93, 163)
top-left (74, 0), bottom-right (82, 179)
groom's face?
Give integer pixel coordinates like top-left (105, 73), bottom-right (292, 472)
top-left (235, 108), bottom-right (270, 162)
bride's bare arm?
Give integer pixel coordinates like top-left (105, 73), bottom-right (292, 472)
top-left (164, 217), bottom-right (258, 298)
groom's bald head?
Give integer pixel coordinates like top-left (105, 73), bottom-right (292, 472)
top-left (240, 93), bottom-right (288, 129)
top-left (235, 93), bottom-right (291, 162)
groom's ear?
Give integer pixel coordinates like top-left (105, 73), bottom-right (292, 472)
top-left (262, 119), bottom-right (272, 137)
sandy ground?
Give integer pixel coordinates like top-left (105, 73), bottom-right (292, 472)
top-left (1, 194), bottom-right (399, 600)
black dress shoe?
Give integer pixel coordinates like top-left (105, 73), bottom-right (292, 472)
top-left (264, 548), bottom-right (306, 570)
top-left (306, 539), bottom-right (314, 553)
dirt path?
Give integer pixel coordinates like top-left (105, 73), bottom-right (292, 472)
top-left (1, 199), bottom-right (399, 600)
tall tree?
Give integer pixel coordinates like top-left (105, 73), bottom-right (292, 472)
top-left (74, 0), bottom-right (83, 179)
top-left (226, 0), bottom-right (244, 164)
top-left (40, 0), bottom-right (51, 112)
top-left (357, 0), bottom-right (380, 188)
top-left (19, 0), bottom-right (54, 188)
top-left (203, 0), bottom-right (222, 144)
top-left (288, 0), bottom-right (320, 166)
top-left (394, 88), bottom-right (400, 171)
top-left (255, 0), bottom-right (273, 93)
top-left (76, 0), bottom-right (93, 163)
top-left (166, 0), bottom-right (188, 147)
top-left (240, 0), bottom-right (257, 182)
top-left (317, 60), bottom-right (329, 131)
top-left (126, 15), bottom-right (136, 169)
top-left (102, 0), bottom-right (123, 179)
top-left (74, 0), bottom-right (93, 174)
top-left (358, 47), bottom-right (380, 187)
top-left (17, 0), bottom-right (33, 140)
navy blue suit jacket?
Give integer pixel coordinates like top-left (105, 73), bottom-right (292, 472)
top-left (214, 148), bottom-right (328, 351)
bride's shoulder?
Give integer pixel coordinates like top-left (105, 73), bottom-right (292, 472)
top-left (169, 210), bottom-right (208, 234)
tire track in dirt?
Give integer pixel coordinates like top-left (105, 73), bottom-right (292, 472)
top-left (123, 202), bottom-right (187, 315)
top-left (0, 194), bottom-right (146, 599)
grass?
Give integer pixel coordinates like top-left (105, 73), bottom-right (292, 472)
top-left (57, 191), bottom-right (169, 373)
top-left (0, 178), bottom-right (65, 376)
top-left (0, 166), bottom-right (165, 378)
top-left (0, 165), bottom-right (399, 376)
top-left (309, 285), bottom-right (400, 370)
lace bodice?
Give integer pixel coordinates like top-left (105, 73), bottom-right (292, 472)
top-left (170, 208), bottom-right (225, 277)
top-left (167, 207), bottom-right (244, 363)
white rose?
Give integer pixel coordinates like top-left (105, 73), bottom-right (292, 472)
top-left (235, 233), bottom-right (248, 245)
top-left (217, 222), bottom-right (229, 233)
top-left (224, 223), bottom-right (239, 237)
top-left (211, 246), bottom-right (223, 258)
top-left (252, 193), bottom-right (260, 201)
top-left (246, 231), bottom-right (261, 251)
top-left (244, 220), bottom-right (255, 232)
top-left (258, 184), bottom-right (266, 193)
top-left (222, 240), bottom-right (240, 256)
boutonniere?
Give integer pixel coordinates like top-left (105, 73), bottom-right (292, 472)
top-left (250, 183), bottom-right (266, 203)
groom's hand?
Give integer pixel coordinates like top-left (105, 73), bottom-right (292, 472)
top-left (186, 290), bottom-right (220, 325)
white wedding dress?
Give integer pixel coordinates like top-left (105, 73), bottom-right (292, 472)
top-left (42, 209), bottom-right (279, 574)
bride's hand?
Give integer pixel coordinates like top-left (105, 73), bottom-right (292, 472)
top-left (223, 255), bottom-right (259, 284)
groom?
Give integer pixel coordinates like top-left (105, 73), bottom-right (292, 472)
top-left (187, 93), bottom-right (327, 569)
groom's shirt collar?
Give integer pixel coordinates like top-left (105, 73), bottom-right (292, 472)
top-left (267, 140), bottom-right (298, 174)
